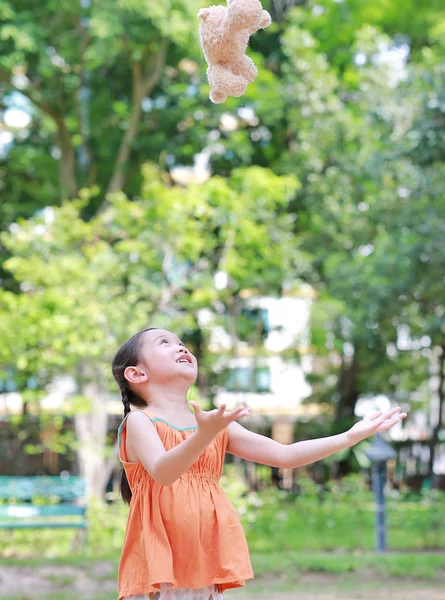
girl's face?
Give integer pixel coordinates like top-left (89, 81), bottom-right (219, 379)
top-left (137, 329), bottom-right (198, 385)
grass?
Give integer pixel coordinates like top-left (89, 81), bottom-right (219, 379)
top-left (2, 550), bottom-right (445, 578)
top-left (251, 550), bottom-right (445, 579)
top-left (44, 574), bottom-right (76, 586)
top-left (0, 554), bottom-right (120, 568)
top-left (244, 500), bottom-right (445, 552)
top-left (2, 488), bottom-right (444, 558)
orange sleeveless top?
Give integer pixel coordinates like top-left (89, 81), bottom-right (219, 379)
top-left (117, 411), bottom-right (253, 599)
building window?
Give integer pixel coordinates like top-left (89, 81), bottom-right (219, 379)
top-left (223, 366), bottom-right (271, 393)
top-left (255, 367), bottom-right (271, 393)
top-left (236, 307), bottom-right (270, 342)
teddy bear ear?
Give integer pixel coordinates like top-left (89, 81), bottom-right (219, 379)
top-left (197, 8), bottom-right (210, 20)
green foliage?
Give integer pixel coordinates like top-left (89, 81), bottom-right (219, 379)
top-left (290, 0), bottom-right (445, 67)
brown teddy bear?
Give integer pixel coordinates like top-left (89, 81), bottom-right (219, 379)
top-left (198, 0), bottom-right (272, 104)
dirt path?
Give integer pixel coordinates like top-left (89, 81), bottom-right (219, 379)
top-left (234, 593), bottom-right (445, 600)
top-left (0, 563), bottom-right (116, 597)
top-left (0, 565), bottom-right (444, 599)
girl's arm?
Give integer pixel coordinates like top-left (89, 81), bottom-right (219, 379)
top-left (226, 407), bottom-right (407, 469)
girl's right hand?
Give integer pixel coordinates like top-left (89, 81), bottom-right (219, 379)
top-left (346, 406), bottom-right (407, 445)
top-left (189, 401), bottom-right (251, 440)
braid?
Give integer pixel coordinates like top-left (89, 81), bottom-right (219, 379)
top-left (120, 382), bottom-right (134, 505)
top-left (120, 382), bottom-right (146, 415)
top-left (112, 327), bottom-right (158, 505)
top-left (121, 384), bottom-right (131, 416)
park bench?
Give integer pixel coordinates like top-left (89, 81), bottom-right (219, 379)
top-left (0, 475), bottom-right (87, 548)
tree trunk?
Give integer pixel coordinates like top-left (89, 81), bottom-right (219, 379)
top-left (329, 348), bottom-right (359, 477)
top-left (191, 321), bottom-right (208, 401)
top-left (6, 81), bottom-right (78, 200)
top-left (57, 121), bottom-right (78, 200)
top-left (270, 0), bottom-right (302, 23)
top-left (74, 362), bottom-right (111, 499)
top-left (428, 344), bottom-right (445, 478)
top-left (334, 344), bottom-right (360, 429)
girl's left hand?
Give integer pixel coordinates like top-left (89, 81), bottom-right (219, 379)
top-left (346, 407), bottom-right (408, 445)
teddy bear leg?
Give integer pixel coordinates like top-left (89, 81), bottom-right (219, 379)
top-left (207, 64), bottom-right (247, 101)
top-left (210, 88), bottom-right (228, 104)
top-left (207, 66), bottom-right (228, 103)
top-left (232, 55), bottom-right (258, 84)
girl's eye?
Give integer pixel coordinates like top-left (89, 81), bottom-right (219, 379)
top-left (160, 339), bottom-right (169, 344)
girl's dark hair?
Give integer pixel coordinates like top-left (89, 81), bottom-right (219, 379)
top-left (112, 327), bottom-right (158, 504)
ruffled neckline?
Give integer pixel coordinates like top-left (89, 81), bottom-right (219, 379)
top-left (149, 416), bottom-right (197, 431)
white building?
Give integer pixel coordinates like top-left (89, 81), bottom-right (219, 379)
top-left (200, 285), bottom-right (322, 421)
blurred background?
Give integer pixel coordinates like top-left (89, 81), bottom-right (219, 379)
top-left (1, 0), bottom-right (445, 598)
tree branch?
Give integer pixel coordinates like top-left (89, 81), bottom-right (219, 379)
top-left (1, 70), bottom-right (78, 199)
top-left (100, 38), bottom-right (169, 208)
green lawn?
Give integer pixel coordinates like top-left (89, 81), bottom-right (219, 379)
top-left (1, 483), bottom-right (444, 599)
top-left (3, 550), bottom-right (445, 578)
top-left (1, 492), bottom-right (444, 558)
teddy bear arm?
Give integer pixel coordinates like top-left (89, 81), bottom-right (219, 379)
top-left (249, 9), bottom-right (272, 33)
top-left (225, 0), bottom-right (264, 32)
top-left (231, 55), bottom-right (258, 83)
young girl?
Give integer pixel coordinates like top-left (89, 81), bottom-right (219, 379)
top-left (112, 327), bottom-right (407, 600)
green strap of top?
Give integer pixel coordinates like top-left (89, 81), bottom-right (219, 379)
top-left (118, 410), bottom-right (197, 436)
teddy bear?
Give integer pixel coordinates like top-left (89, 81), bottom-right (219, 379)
top-left (198, 0), bottom-right (272, 104)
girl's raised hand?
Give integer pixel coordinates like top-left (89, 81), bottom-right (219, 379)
top-left (189, 401), bottom-right (251, 441)
top-left (346, 406), bottom-right (408, 445)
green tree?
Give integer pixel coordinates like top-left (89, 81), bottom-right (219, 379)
top-left (0, 166), bottom-right (300, 497)
top-left (258, 8), bottom-right (445, 449)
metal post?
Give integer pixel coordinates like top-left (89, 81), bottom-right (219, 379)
top-left (371, 461), bottom-right (387, 552)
